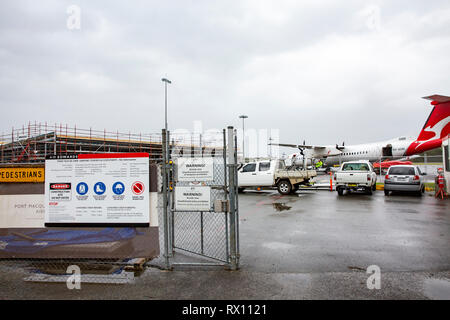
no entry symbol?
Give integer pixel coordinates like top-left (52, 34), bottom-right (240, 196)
top-left (132, 181), bottom-right (145, 195)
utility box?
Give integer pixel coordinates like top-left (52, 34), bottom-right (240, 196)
top-left (442, 137), bottom-right (450, 194)
top-left (214, 199), bottom-right (229, 213)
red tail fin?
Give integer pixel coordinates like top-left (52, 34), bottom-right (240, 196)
top-left (417, 95), bottom-right (450, 141)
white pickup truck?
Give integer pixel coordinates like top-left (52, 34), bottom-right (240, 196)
top-left (238, 159), bottom-right (317, 195)
top-left (334, 160), bottom-right (377, 195)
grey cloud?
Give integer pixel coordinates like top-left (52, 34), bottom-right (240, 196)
top-left (1, 0), bottom-right (449, 147)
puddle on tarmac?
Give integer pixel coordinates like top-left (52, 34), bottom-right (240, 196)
top-left (272, 202), bottom-right (292, 212)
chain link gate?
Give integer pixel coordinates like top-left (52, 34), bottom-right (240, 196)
top-left (160, 126), bottom-right (239, 270)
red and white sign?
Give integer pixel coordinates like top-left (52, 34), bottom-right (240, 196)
top-left (45, 153), bottom-right (149, 226)
top-left (50, 183), bottom-right (71, 190)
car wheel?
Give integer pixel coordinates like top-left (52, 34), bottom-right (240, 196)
top-left (366, 187), bottom-right (373, 195)
top-left (277, 180), bottom-right (292, 195)
top-left (372, 183), bottom-right (376, 191)
top-left (337, 187), bottom-right (344, 196)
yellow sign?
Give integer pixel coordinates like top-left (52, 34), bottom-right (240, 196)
top-left (0, 168), bottom-right (45, 183)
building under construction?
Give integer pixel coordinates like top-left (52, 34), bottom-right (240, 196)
top-left (0, 122), bottom-right (223, 164)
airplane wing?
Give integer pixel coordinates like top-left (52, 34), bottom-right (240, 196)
top-left (269, 142), bottom-right (341, 158)
top-left (269, 143), bottom-right (326, 149)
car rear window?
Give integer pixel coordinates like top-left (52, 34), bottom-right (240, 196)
top-left (389, 167), bottom-right (415, 175)
top-left (259, 162), bottom-right (271, 171)
top-left (342, 163), bottom-right (369, 171)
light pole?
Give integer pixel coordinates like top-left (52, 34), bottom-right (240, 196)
top-left (161, 78), bottom-right (172, 133)
top-left (239, 115), bottom-right (248, 162)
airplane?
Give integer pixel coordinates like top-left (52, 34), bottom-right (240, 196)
top-left (273, 94), bottom-right (450, 168)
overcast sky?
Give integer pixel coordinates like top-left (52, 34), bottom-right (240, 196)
top-left (1, 0), bottom-right (449, 150)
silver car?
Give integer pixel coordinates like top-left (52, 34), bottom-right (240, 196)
top-left (384, 165), bottom-right (425, 196)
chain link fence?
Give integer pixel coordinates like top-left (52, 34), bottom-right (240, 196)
top-left (158, 127), bottom-right (240, 269)
top-left (0, 127), bottom-right (240, 287)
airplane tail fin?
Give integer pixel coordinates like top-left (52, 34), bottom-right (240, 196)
top-left (417, 95), bottom-right (450, 141)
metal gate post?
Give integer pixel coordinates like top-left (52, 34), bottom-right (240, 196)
top-left (170, 136), bottom-right (176, 256)
top-left (167, 130), bottom-right (174, 257)
top-left (234, 131), bottom-right (240, 268)
top-left (227, 126), bottom-right (238, 270)
top-left (162, 129), bottom-right (170, 269)
top-left (223, 129), bottom-right (229, 264)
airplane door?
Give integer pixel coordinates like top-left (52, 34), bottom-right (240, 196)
top-left (382, 144), bottom-right (393, 157)
top-left (443, 138), bottom-right (450, 194)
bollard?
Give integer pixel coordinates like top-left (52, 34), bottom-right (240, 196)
top-left (329, 171), bottom-right (333, 191)
top-left (435, 169), bottom-right (446, 200)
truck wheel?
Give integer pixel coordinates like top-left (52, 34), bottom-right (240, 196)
top-left (384, 189), bottom-right (390, 196)
top-left (277, 180), bottom-right (292, 195)
top-left (238, 187), bottom-right (245, 193)
top-left (372, 183), bottom-right (376, 191)
top-left (366, 187), bottom-right (373, 195)
top-left (337, 187), bottom-right (344, 196)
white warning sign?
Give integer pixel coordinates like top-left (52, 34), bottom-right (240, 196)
top-left (175, 186), bottom-right (211, 211)
top-left (177, 157), bottom-right (214, 182)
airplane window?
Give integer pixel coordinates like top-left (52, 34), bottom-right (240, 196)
top-left (259, 162), bottom-right (271, 171)
top-left (242, 163), bottom-right (256, 172)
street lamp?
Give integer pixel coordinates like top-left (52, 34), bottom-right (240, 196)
top-left (239, 115), bottom-right (248, 162)
top-left (161, 78), bottom-right (172, 133)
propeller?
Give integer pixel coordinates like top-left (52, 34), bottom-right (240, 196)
top-left (336, 141), bottom-right (345, 151)
top-left (298, 139), bottom-right (306, 156)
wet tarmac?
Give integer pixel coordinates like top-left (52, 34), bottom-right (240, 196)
top-left (1, 188), bottom-right (449, 299)
top-left (238, 189), bottom-right (450, 274)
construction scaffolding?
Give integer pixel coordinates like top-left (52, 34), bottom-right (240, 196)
top-left (0, 122), bottom-right (223, 164)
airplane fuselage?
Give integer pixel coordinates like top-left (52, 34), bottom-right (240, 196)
top-left (321, 137), bottom-right (415, 166)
